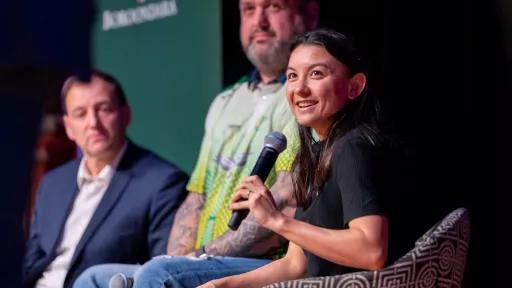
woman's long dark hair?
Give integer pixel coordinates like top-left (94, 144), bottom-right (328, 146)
top-left (291, 29), bottom-right (382, 206)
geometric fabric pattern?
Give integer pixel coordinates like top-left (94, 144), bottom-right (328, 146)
top-left (264, 208), bottom-right (470, 288)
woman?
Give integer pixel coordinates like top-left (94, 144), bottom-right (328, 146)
top-left (200, 29), bottom-right (389, 288)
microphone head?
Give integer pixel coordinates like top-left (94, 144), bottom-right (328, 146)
top-left (264, 131), bottom-right (287, 153)
top-left (109, 273), bottom-right (133, 288)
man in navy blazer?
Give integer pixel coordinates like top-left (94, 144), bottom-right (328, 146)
top-left (22, 70), bottom-right (188, 288)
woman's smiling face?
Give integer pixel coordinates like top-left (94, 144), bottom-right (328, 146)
top-left (286, 44), bottom-right (356, 139)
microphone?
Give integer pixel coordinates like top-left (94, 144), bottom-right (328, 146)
top-left (109, 273), bottom-right (134, 288)
top-left (228, 131), bottom-right (287, 230)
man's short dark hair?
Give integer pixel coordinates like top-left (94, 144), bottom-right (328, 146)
top-left (60, 69), bottom-right (127, 114)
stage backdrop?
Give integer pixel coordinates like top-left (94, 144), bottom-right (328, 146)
top-left (92, 0), bottom-right (221, 172)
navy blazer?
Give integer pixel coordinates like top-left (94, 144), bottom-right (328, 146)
top-left (22, 141), bottom-right (188, 288)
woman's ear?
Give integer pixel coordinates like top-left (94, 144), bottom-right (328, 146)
top-left (348, 73), bottom-right (367, 100)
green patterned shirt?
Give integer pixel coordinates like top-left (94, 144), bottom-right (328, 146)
top-left (187, 77), bottom-right (298, 254)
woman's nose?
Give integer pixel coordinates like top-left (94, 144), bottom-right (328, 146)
top-left (294, 81), bottom-right (310, 97)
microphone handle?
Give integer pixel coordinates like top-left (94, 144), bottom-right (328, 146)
top-left (227, 147), bottom-right (278, 230)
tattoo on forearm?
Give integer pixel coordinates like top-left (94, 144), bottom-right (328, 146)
top-left (167, 193), bottom-right (204, 255)
top-left (206, 185), bottom-right (290, 257)
top-left (206, 215), bottom-right (273, 256)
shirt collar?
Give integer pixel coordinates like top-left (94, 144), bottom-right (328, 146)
top-left (77, 141), bottom-right (128, 188)
top-left (248, 69), bottom-right (286, 90)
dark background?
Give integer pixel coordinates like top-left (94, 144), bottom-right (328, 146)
top-left (0, 1), bottom-right (93, 285)
top-left (223, 0), bottom-right (504, 287)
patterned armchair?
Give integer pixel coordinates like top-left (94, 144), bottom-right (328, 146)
top-left (264, 208), bottom-right (470, 288)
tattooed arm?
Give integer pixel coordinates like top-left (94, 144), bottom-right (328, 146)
top-left (201, 172), bottom-right (295, 257)
top-left (166, 191), bottom-right (205, 255)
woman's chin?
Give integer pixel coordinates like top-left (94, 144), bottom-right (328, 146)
top-left (295, 117), bottom-right (321, 129)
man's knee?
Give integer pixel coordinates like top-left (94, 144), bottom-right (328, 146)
top-left (73, 265), bottom-right (107, 287)
top-left (135, 255), bottom-right (176, 278)
top-left (134, 256), bottom-right (204, 287)
top-left (73, 264), bottom-right (139, 288)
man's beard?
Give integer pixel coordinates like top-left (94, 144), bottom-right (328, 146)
top-left (245, 39), bottom-right (291, 78)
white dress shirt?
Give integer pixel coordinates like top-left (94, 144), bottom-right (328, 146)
top-left (35, 143), bottom-right (127, 288)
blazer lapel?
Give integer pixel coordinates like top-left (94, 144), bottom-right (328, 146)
top-left (47, 161), bottom-right (80, 256)
top-left (68, 144), bottom-right (137, 267)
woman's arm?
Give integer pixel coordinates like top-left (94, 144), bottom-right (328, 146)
top-left (231, 176), bottom-right (388, 271)
top-left (273, 213), bottom-right (388, 270)
top-left (198, 241), bottom-right (307, 288)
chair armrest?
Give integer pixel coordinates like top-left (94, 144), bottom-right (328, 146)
top-left (263, 270), bottom-right (375, 288)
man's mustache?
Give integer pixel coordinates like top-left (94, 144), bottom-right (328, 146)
top-left (249, 28), bottom-right (276, 42)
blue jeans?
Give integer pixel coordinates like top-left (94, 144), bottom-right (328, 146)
top-left (73, 263), bottom-right (140, 288)
top-left (73, 256), bottom-right (270, 288)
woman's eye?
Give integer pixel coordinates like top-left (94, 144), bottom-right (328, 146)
top-left (310, 70), bottom-right (324, 77)
top-left (287, 73), bottom-right (297, 80)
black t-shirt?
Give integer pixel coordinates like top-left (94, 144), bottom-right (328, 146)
top-left (294, 128), bottom-right (387, 277)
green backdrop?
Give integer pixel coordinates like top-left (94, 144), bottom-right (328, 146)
top-left (92, 0), bottom-right (221, 173)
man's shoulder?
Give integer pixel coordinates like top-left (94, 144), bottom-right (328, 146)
top-left (126, 142), bottom-right (187, 177)
top-left (43, 158), bottom-right (80, 181)
top-left (203, 75), bottom-right (252, 127)
top-left (213, 75), bottom-right (255, 103)
top-left (218, 75), bottom-right (250, 96)
top-left (34, 159), bottom-right (80, 197)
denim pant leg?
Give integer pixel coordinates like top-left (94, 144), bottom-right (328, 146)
top-left (73, 263), bottom-right (140, 288)
top-left (133, 256), bottom-right (271, 288)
